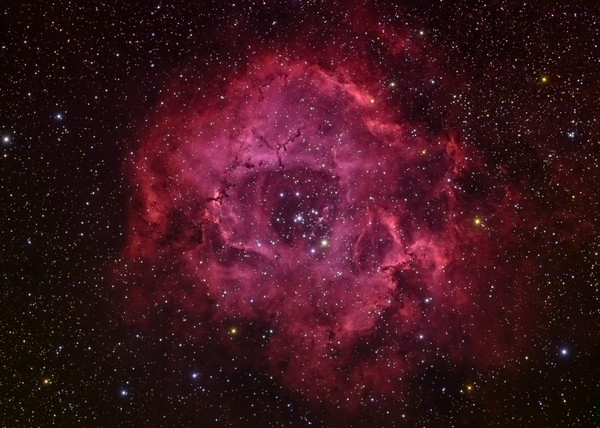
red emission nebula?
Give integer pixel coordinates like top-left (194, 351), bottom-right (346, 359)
top-left (119, 49), bottom-right (531, 407)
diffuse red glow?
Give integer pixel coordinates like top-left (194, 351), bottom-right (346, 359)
top-left (120, 53), bottom-right (528, 406)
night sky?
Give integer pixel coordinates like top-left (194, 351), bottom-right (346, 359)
top-left (2, 1), bottom-right (600, 427)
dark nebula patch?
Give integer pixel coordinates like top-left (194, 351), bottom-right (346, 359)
top-left (118, 49), bottom-right (533, 409)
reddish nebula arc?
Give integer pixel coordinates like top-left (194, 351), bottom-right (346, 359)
top-left (120, 54), bottom-right (527, 406)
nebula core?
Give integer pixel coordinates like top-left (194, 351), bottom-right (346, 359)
top-left (121, 51), bottom-right (528, 407)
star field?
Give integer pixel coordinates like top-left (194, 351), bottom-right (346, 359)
top-left (1, 1), bottom-right (600, 427)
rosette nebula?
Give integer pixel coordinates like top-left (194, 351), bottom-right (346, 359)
top-left (120, 52), bottom-right (529, 410)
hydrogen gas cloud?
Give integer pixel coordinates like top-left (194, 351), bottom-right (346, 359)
top-left (119, 41), bottom-right (532, 408)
